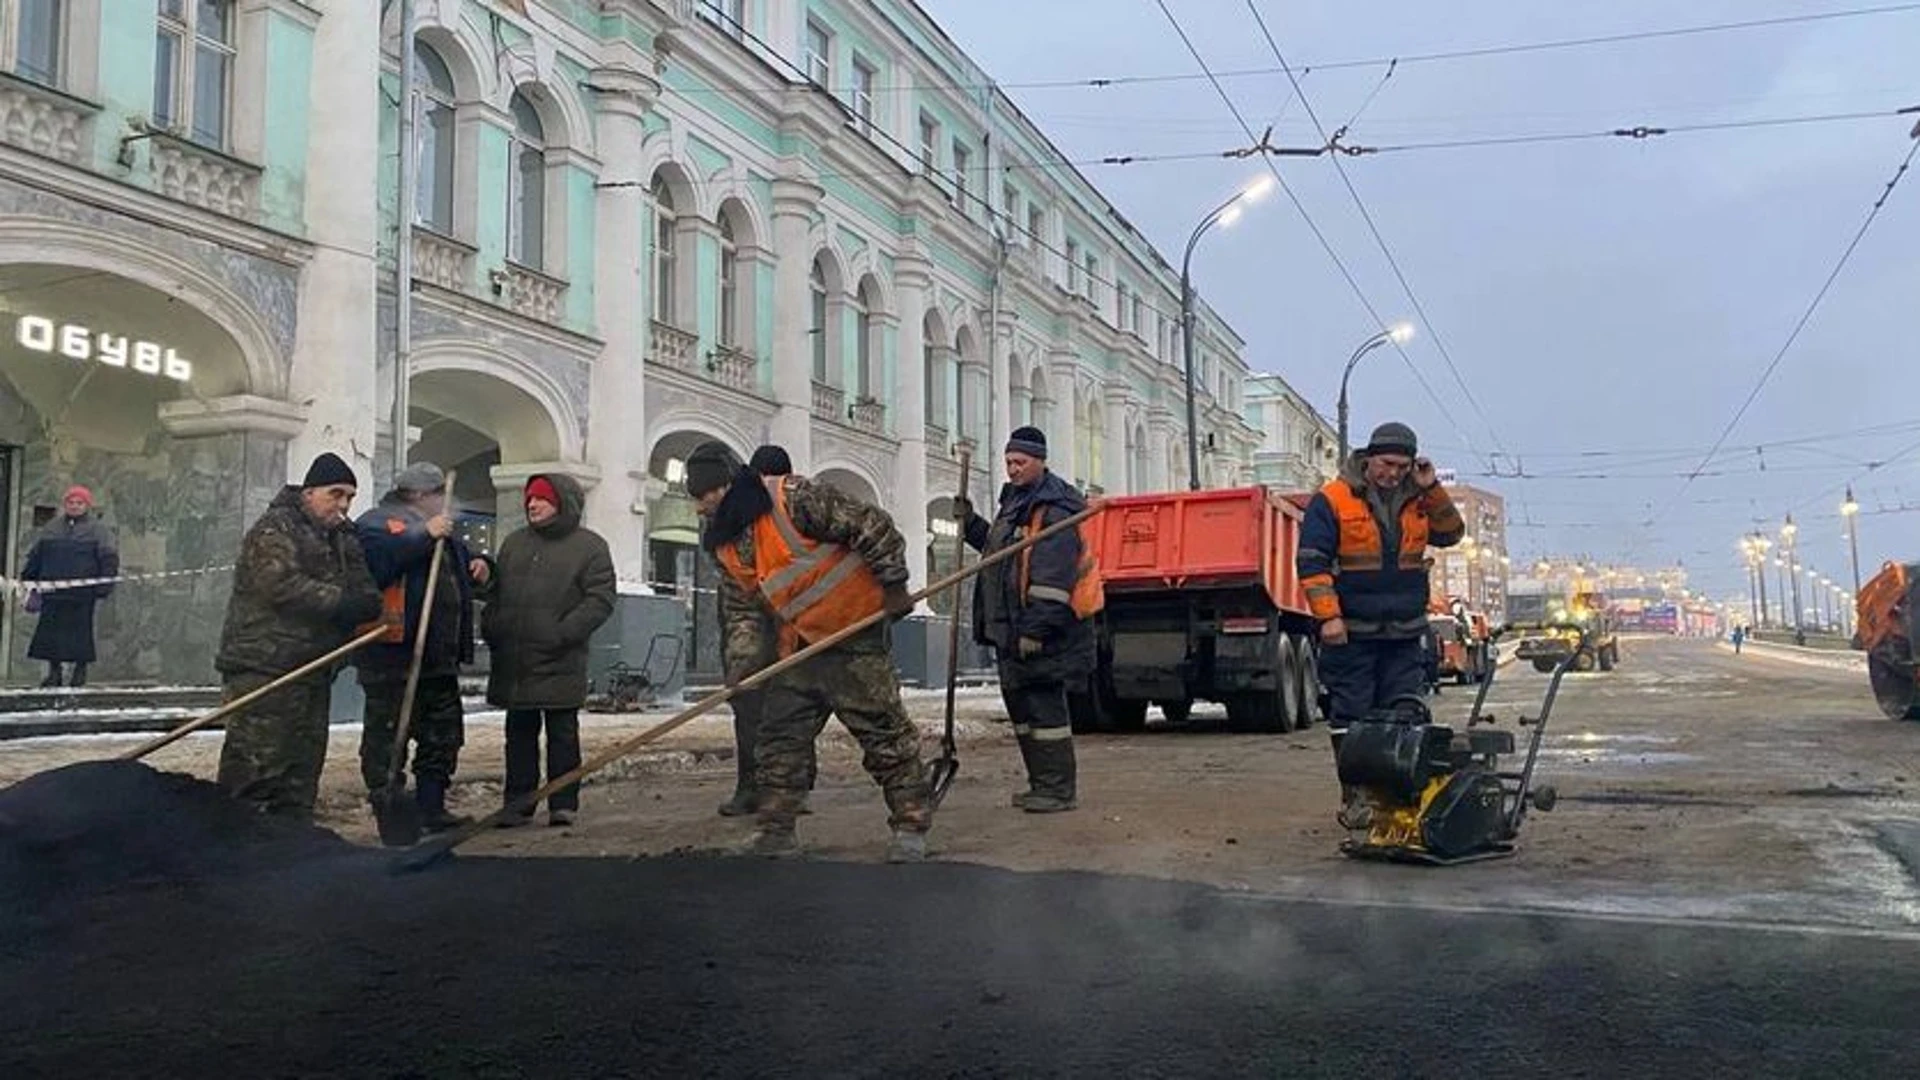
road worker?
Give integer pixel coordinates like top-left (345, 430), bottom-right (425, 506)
top-left (1297, 422), bottom-right (1464, 828)
top-left (953, 425), bottom-right (1099, 812)
top-left (684, 441), bottom-right (932, 862)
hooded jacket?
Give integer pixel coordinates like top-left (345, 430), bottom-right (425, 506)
top-left (216, 486), bottom-right (382, 678)
top-left (352, 493), bottom-right (475, 684)
top-left (479, 473), bottom-right (617, 709)
top-left (23, 510), bottom-right (119, 663)
top-left (1297, 453), bottom-right (1464, 640)
top-left (962, 469), bottom-right (1095, 682)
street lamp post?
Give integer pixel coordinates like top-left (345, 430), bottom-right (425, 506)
top-left (1843, 486), bottom-right (1862, 595)
top-left (1751, 532), bottom-right (1771, 629)
top-left (1181, 175), bottom-right (1275, 490)
top-left (1337, 323), bottom-right (1416, 461)
top-left (1741, 538), bottom-right (1759, 627)
top-left (1783, 515), bottom-right (1801, 636)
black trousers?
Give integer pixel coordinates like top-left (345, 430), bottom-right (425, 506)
top-left (1318, 637), bottom-right (1426, 728)
top-left (504, 708), bottom-right (582, 812)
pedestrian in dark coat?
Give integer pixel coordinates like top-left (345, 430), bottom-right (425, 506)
top-left (353, 462), bottom-right (490, 834)
top-left (956, 426), bottom-right (1095, 813)
top-left (22, 485), bottom-right (118, 687)
top-left (480, 473), bottom-right (616, 826)
top-left (215, 453), bottom-right (383, 819)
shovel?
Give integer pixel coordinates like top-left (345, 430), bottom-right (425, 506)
top-left (372, 485), bottom-right (457, 847)
top-left (927, 448), bottom-right (972, 810)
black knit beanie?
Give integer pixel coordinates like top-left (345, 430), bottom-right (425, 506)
top-left (1006, 426), bottom-right (1048, 459)
top-left (302, 452), bottom-right (358, 490)
top-left (683, 441), bottom-right (740, 499)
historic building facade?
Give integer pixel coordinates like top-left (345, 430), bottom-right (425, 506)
top-left (0, 0), bottom-right (1258, 683)
top-left (1244, 371), bottom-right (1337, 494)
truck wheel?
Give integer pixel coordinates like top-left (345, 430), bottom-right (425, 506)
top-left (1868, 649), bottom-right (1920, 720)
top-left (1109, 698), bottom-right (1149, 733)
top-left (1156, 700), bottom-right (1192, 725)
top-left (1226, 689), bottom-right (1286, 733)
top-left (1289, 634), bottom-right (1318, 731)
top-left (1067, 677), bottom-right (1107, 734)
top-left (1573, 652), bottom-right (1596, 673)
top-left (1274, 637), bottom-right (1303, 732)
top-left (1531, 659), bottom-right (1556, 674)
top-left (1598, 645), bottom-right (1615, 672)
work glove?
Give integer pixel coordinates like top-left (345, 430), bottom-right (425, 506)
top-left (1017, 636), bottom-right (1045, 659)
top-left (882, 583), bottom-right (915, 620)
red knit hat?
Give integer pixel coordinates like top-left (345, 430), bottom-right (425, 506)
top-left (64, 485), bottom-right (92, 506)
top-left (525, 476), bottom-right (559, 509)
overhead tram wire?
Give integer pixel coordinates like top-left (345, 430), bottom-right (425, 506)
top-left (669, 3), bottom-right (1920, 97)
top-left (1150, 0), bottom-right (1486, 469)
top-left (1652, 134), bottom-right (1920, 525)
top-left (1244, 0), bottom-right (1513, 467)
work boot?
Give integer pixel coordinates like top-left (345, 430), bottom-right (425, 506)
top-left (1022, 735), bottom-right (1077, 813)
top-left (721, 705), bottom-right (761, 816)
top-left (886, 828), bottom-right (929, 863)
top-left (1010, 733), bottom-right (1040, 809)
top-left (548, 808), bottom-right (575, 827)
top-left (717, 787), bottom-right (757, 817)
top-left (68, 663), bottom-right (87, 688)
top-left (39, 663), bottom-right (62, 688)
top-left (415, 776), bottom-right (472, 833)
top-left (741, 825), bottom-right (800, 858)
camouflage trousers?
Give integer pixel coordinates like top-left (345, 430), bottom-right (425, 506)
top-left (215, 671), bottom-right (334, 819)
top-left (754, 645), bottom-right (930, 831)
top-left (358, 675), bottom-right (465, 794)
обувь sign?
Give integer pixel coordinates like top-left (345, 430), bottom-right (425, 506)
top-left (12, 314), bottom-right (193, 382)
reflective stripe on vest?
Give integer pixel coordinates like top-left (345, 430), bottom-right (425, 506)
top-left (1320, 479), bottom-right (1431, 571)
top-left (716, 477), bottom-right (884, 654)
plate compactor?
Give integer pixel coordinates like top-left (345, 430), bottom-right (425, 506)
top-left (1335, 625), bottom-right (1583, 865)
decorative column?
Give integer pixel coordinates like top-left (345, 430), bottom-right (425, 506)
top-left (989, 308), bottom-right (1015, 477)
top-left (1147, 405), bottom-right (1175, 491)
top-left (1046, 350), bottom-right (1079, 487)
top-left (289, 0), bottom-right (379, 486)
top-left (1102, 385), bottom-right (1128, 495)
top-left (581, 57), bottom-right (657, 586)
top-left (893, 248), bottom-right (931, 596)
top-left (769, 175), bottom-right (822, 471)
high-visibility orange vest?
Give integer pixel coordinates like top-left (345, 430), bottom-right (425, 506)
top-left (1018, 507), bottom-right (1104, 620)
top-left (714, 477), bottom-right (885, 656)
top-left (1320, 479), bottom-right (1431, 573)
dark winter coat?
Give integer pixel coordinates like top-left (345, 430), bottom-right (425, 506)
top-left (480, 473), bottom-right (616, 710)
top-left (215, 486), bottom-right (383, 678)
top-left (962, 469), bottom-right (1095, 684)
top-left (352, 494), bottom-right (475, 686)
top-left (23, 512), bottom-right (118, 663)
top-left (1298, 453), bottom-right (1465, 640)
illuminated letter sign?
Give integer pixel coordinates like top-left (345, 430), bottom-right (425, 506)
top-left (13, 315), bottom-right (193, 382)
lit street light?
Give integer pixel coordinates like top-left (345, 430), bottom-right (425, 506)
top-left (1842, 486), bottom-right (1862, 594)
top-left (1336, 321), bottom-right (1417, 460)
top-left (1181, 175), bottom-right (1276, 490)
top-left (1783, 514), bottom-right (1802, 637)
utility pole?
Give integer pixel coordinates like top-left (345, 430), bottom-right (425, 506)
top-left (392, 0), bottom-right (417, 478)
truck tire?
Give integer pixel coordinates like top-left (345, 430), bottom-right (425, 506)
top-left (1275, 636), bottom-right (1304, 732)
top-left (1868, 648), bottom-right (1920, 720)
top-left (1156, 700), bottom-right (1192, 725)
top-left (1109, 698), bottom-right (1149, 733)
top-left (1288, 634), bottom-right (1317, 731)
top-left (1226, 688), bottom-right (1287, 733)
top-left (1598, 644), bottom-right (1615, 672)
top-left (1067, 676), bottom-right (1106, 734)
top-left (1573, 651), bottom-right (1596, 673)
top-left (1531, 659), bottom-right (1556, 674)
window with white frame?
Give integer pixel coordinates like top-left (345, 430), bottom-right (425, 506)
top-left (154, 0), bottom-right (234, 150)
top-left (950, 140), bottom-right (970, 213)
top-left (849, 55), bottom-right (875, 135)
top-left (703, 0), bottom-right (747, 38)
top-left (651, 177), bottom-right (677, 324)
top-left (804, 19), bottom-right (830, 85)
top-left (855, 280), bottom-right (877, 397)
top-left (1001, 183), bottom-right (1018, 226)
top-left (809, 257), bottom-right (830, 382)
top-left (412, 42), bottom-right (456, 232)
top-left (1132, 295), bottom-right (1145, 336)
top-left (1114, 282), bottom-right (1128, 329)
top-left (1065, 239), bottom-right (1081, 293)
top-left (1027, 204), bottom-right (1044, 247)
top-left (506, 90), bottom-right (546, 270)
top-left (10, 0), bottom-right (63, 87)
top-left (718, 212), bottom-right (739, 348)
top-left (918, 112), bottom-right (938, 172)
top-left (1083, 254), bottom-right (1098, 303)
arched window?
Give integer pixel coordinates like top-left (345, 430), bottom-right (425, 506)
top-left (651, 177), bottom-right (677, 324)
top-left (809, 257), bottom-right (829, 382)
top-left (855, 278), bottom-right (882, 397)
top-left (717, 212), bottom-right (739, 347)
top-left (507, 90), bottom-right (545, 269)
top-left (413, 43), bottom-right (456, 232)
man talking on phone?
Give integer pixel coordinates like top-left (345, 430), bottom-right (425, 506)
top-left (1296, 422), bottom-right (1464, 829)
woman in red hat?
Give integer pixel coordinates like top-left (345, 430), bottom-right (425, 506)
top-left (21, 485), bottom-right (118, 687)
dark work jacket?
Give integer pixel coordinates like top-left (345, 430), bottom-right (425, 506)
top-left (1298, 455), bottom-right (1464, 640)
top-left (216, 486), bottom-right (382, 678)
top-left (962, 470), bottom-right (1094, 684)
top-left (352, 495), bottom-right (475, 686)
top-left (23, 512), bottom-right (118, 663)
top-left (479, 473), bottom-right (617, 710)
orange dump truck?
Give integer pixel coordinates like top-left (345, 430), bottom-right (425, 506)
top-left (1857, 560), bottom-right (1920, 720)
top-left (1067, 486), bottom-right (1322, 734)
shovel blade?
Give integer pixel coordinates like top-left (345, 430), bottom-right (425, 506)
top-left (372, 786), bottom-right (423, 848)
top-left (927, 757), bottom-right (960, 810)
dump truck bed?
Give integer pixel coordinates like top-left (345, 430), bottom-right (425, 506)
top-left (1090, 486), bottom-right (1311, 615)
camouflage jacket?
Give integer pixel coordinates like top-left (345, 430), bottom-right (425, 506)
top-left (715, 475), bottom-right (907, 673)
top-left (216, 486), bottom-right (382, 678)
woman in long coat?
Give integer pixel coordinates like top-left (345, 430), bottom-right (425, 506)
top-left (23, 485), bottom-right (118, 687)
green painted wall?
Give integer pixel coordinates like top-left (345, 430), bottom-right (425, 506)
top-left (565, 164), bottom-right (597, 330)
top-left (257, 12), bottom-right (315, 233)
top-left (472, 120), bottom-right (509, 282)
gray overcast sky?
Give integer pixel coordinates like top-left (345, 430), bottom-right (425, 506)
top-left (917, 0), bottom-right (1919, 600)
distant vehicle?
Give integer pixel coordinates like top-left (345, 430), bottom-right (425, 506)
top-left (1428, 602), bottom-right (1495, 685)
top-left (1511, 590), bottom-right (1621, 673)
